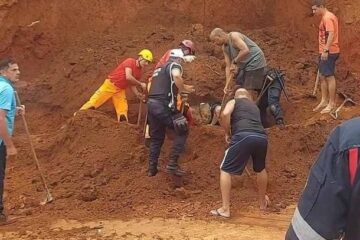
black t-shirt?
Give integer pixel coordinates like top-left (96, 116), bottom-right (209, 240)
top-left (231, 98), bottom-right (265, 134)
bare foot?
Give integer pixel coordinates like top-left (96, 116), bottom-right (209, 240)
top-left (210, 207), bottom-right (230, 218)
top-left (320, 104), bottom-right (335, 114)
top-left (313, 101), bottom-right (328, 112)
top-left (259, 195), bottom-right (270, 211)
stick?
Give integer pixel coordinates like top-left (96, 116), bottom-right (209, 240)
top-left (14, 91), bottom-right (53, 204)
top-left (137, 100), bottom-right (142, 127)
top-left (220, 72), bottom-right (235, 114)
top-left (312, 69), bottom-right (320, 96)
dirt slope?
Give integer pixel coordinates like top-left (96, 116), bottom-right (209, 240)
top-left (0, 0), bottom-right (359, 239)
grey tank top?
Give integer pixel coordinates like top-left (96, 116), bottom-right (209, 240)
top-left (224, 32), bottom-right (267, 71)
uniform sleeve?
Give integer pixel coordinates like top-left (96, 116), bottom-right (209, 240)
top-left (324, 17), bottom-right (335, 32)
top-left (0, 86), bottom-right (14, 111)
top-left (346, 166), bottom-right (360, 239)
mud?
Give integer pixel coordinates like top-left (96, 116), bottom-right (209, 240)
top-left (0, 0), bottom-right (360, 239)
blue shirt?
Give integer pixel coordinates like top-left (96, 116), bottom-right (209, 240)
top-left (0, 76), bottom-right (16, 144)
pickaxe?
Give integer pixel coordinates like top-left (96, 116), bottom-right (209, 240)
top-left (330, 92), bottom-right (356, 119)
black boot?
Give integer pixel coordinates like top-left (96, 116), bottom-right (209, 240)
top-left (166, 159), bottom-right (186, 176)
top-left (276, 118), bottom-right (285, 129)
top-left (147, 163), bottom-right (158, 177)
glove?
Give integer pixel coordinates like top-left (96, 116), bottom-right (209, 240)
top-left (183, 55), bottom-right (196, 63)
top-left (172, 113), bottom-right (188, 135)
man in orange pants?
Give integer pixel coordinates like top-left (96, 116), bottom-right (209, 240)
top-left (80, 49), bottom-right (153, 122)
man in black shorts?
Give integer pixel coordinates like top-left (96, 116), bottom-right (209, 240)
top-left (311, 0), bottom-right (340, 114)
top-left (210, 88), bottom-right (269, 218)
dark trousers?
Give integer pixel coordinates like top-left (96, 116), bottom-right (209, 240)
top-left (0, 143), bottom-right (7, 214)
top-left (258, 79), bottom-right (284, 122)
top-left (147, 99), bottom-right (188, 168)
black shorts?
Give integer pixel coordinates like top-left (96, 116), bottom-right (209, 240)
top-left (319, 53), bottom-right (339, 77)
top-left (236, 67), bottom-right (266, 90)
top-left (220, 131), bottom-right (268, 175)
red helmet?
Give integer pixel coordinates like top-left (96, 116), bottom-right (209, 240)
top-left (180, 40), bottom-right (195, 55)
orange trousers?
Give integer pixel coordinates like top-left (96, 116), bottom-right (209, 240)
top-left (80, 79), bottom-right (128, 121)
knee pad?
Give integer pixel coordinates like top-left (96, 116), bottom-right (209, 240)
top-left (269, 104), bottom-right (277, 115)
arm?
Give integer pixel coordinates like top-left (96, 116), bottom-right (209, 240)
top-left (222, 45), bottom-right (232, 86)
top-left (0, 109), bottom-right (16, 155)
top-left (172, 68), bottom-right (194, 93)
top-left (130, 85), bottom-right (143, 100)
top-left (219, 99), bottom-right (235, 135)
top-left (324, 31), bottom-right (334, 51)
top-left (231, 33), bottom-right (250, 64)
top-left (125, 67), bottom-right (146, 89)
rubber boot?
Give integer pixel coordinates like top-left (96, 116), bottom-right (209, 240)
top-left (166, 158), bottom-right (186, 176)
top-left (276, 118), bottom-right (285, 129)
top-left (147, 162), bottom-right (158, 177)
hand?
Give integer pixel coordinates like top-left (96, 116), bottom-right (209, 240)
top-left (321, 52), bottom-right (329, 61)
top-left (6, 144), bottom-right (17, 157)
top-left (140, 82), bottom-right (147, 91)
top-left (136, 92), bottom-right (145, 100)
top-left (185, 85), bottom-right (195, 93)
top-left (183, 55), bottom-right (196, 63)
top-left (223, 87), bottom-right (232, 95)
top-left (16, 105), bottom-right (25, 116)
top-left (225, 134), bottom-right (231, 144)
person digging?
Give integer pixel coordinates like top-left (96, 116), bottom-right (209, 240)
top-left (210, 88), bottom-right (270, 218)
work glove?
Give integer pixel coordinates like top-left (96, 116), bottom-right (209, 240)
top-left (183, 55), bottom-right (196, 63)
top-left (172, 113), bottom-right (188, 135)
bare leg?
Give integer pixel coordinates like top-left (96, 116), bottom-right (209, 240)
top-left (211, 170), bottom-right (232, 217)
top-left (321, 76), bottom-right (336, 114)
top-left (257, 169), bottom-right (269, 210)
top-left (313, 76), bottom-right (329, 111)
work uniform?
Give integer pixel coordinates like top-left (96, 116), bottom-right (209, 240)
top-left (80, 58), bottom-right (142, 121)
top-left (286, 117), bottom-right (360, 240)
top-left (224, 33), bottom-right (267, 90)
top-left (257, 68), bottom-right (285, 125)
top-left (220, 98), bottom-right (268, 175)
top-left (0, 76), bottom-right (16, 215)
top-left (147, 60), bottom-right (188, 174)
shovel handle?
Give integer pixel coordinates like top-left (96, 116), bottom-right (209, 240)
top-left (14, 91), bottom-right (53, 201)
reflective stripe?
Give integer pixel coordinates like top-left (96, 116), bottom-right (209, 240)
top-left (349, 148), bottom-right (358, 186)
top-left (291, 208), bottom-right (327, 240)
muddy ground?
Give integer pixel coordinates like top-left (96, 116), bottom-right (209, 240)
top-left (0, 0), bottom-right (359, 239)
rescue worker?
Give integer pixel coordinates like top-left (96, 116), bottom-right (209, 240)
top-left (147, 49), bottom-right (195, 177)
top-left (80, 49), bottom-right (153, 122)
top-left (144, 40), bottom-right (196, 144)
top-left (286, 117), bottom-right (360, 240)
top-left (210, 88), bottom-right (269, 218)
top-left (257, 68), bottom-right (286, 128)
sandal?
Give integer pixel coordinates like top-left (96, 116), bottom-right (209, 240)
top-left (210, 208), bottom-right (230, 218)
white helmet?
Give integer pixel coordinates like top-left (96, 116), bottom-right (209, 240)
top-left (169, 48), bottom-right (185, 59)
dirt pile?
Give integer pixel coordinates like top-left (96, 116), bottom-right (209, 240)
top-left (0, 0), bottom-right (359, 238)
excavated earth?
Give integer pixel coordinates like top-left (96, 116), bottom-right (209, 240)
top-left (0, 0), bottom-right (360, 239)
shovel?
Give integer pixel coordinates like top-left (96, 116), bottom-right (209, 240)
top-left (14, 91), bottom-right (54, 205)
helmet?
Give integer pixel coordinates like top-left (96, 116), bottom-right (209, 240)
top-left (169, 49), bottom-right (185, 59)
top-left (180, 40), bottom-right (195, 55)
top-left (138, 49), bottom-right (153, 62)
